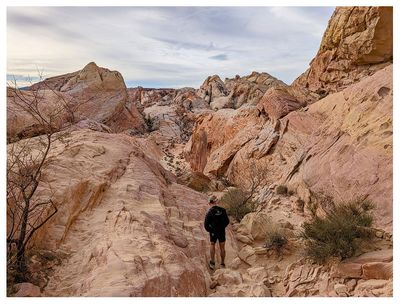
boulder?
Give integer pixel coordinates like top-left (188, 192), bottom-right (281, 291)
top-left (257, 86), bottom-right (306, 119)
top-left (238, 245), bottom-right (257, 265)
top-left (177, 171), bottom-right (212, 192)
top-left (212, 269), bottom-right (243, 285)
top-left (197, 75), bottom-right (227, 103)
top-left (362, 262), bottom-right (392, 280)
top-left (334, 283), bottom-right (348, 296)
top-left (240, 212), bottom-right (271, 241)
top-left (14, 283), bottom-right (42, 297)
top-left (353, 279), bottom-right (392, 297)
top-left (210, 94), bottom-right (234, 110)
top-left (225, 71), bottom-right (287, 108)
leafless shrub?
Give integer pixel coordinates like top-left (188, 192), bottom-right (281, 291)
top-left (221, 161), bottom-right (269, 221)
top-left (6, 75), bottom-right (71, 283)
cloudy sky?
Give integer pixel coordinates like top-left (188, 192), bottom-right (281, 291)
top-left (7, 6), bottom-right (334, 88)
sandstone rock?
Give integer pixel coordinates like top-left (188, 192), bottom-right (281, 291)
top-left (254, 247), bottom-right (268, 255)
top-left (9, 130), bottom-right (211, 296)
top-left (353, 279), bottom-right (392, 297)
top-left (197, 75), bottom-right (228, 103)
top-left (238, 245), bottom-right (257, 265)
top-left (61, 62), bottom-right (126, 92)
top-left (292, 7), bottom-right (393, 100)
top-left (7, 63), bottom-right (147, 141)
top-left (247, 266), bottom-right (268, 282)
top-left (235, 233), bottom-right (254, 245)
top-left (346, 279), bottom-right (358, 292)
top-left (225, 71), bottom-right (287, 108)
top-left (210, 94), bottom-right (234, 110)
top-left (240, 212), bottom-right (271, 241)
top-left (209, 280), bottom-right (218, 289)
top-left (331, 262), bottom-right (362, 279)
top-left (230, 257), bottom-right (242, 270)
top-left (362, 262), bottom-right (392, 280)
top-left (257, 86), bottom-right (306, 119)
top-left (211, 283), bottom-right (271, 297)
top-left (213, 269), bottom-right (243, 285)
top-left (285, 65), bottom-right (393, 231)
top-left (14, 283), bottom-right (42, 297)
top-left (186, 106), bottom-right (266, 176)
top-left (334, 283), bottom-right (348, 296)
top-left (74, 119), bottom-right (112, 133)
top-left (349, 249), bottom-right (392, 264)
top-left (177, 171), bottom-right (211, 192)
top-left (251, 119), bottom-right (280, 158)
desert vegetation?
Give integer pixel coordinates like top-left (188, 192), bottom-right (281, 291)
top-left (219, 187), bottom-right (256, 222)
top-left (300, 199), bottom-right (375, 263)
top-left (265, 224), bottom-right (288, 253)
top-left (6, 80), bottom-right (74, 285)
top-left (220, 161), bottom-right (269, 222)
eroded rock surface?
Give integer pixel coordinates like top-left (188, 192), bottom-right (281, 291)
top-left (292, 6), bottom-right (393, 101)
top-left (10, 130), bottom-right (211, 296)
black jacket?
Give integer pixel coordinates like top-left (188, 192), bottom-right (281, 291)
top-left (204, 206), bottom-right (229, 233)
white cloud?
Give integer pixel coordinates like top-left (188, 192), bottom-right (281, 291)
top-left (7, 6), bottom-right (335, 88)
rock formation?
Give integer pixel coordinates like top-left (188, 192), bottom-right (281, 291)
top-left (13, 130), bottom-right (211, 296)
top-left (292, 6), bottom-right (393, 101)
top-left (7, 5), bottom-right (393, 298)
top-left (7, 62), bottom-right (146, 142)
top-left (186, 6), bottom-right (392, 233)
top-left (197, 72), bottom-right (287, 110)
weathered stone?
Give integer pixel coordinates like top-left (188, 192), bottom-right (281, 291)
top-left (353, 279), bottom-right (392, 297)
top-left (292, 7), bottom-right (393, 100)
top-left (362, 262), bottom-right (392, 280)
top-left (331, 262), bottom-right (362, 279)
top-left (240, 212), bottom-right (271, 241)
top-left (257, 86), bottom-right (306, 119)
top-left (213, 269), bottom-right (243, 285)
top-left (254, 247), bottom-right (268, 255)
top-left (14, 283), bottom-right (42, 297)
top-left (235, 233), bottom-right (254, 245)
top-left (238, 245), bottom-right (257, 265)
top-left (334, 283), bottom-right (348, 296)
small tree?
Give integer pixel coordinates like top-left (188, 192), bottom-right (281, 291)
top-left (220, 187), bottom-right (256, 222)
top-left (220, 161), bottom-right (268, 221)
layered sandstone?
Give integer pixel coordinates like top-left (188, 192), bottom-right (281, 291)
top-left (197, 72), bottom-right (287, 110)
top-left (187, 65), bottom-right (392, 231)
top-left (292, 6), bottom-right (393, 101)
top-left (9, 130), bottom-right (212, 296)
top-left (7, 62), bottom-right (146, 141)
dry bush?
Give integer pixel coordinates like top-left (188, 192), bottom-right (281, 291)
top-left (6, 77), bottom-right (69, 283)
top-left (300, 199), bottom-right (375, 263)
top-left (219, 188), bottom-right (256, 222)
top-left (265, 224), bottom-right (288, 253)
top-left (264, 218), bottom-right (288, 255)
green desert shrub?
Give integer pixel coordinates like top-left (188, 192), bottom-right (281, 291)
top-left (300, 199), bottom-right (374, 263)
top-left (220, 187), bottom-right (256, 222)
top-left (275, 185), bottom-right (288, 195)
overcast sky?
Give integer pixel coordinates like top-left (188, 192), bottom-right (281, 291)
top-left (7, 6), bottom-right (334, 88)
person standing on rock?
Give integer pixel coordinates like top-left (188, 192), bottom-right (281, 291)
top-left (204, 195), bottom-right (229, 270)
